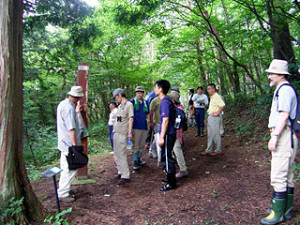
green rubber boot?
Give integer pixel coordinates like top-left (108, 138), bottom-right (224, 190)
top-left (261, 191), bottom-right (286, 225)
top-left (284, 187), bottom-right (294, 221)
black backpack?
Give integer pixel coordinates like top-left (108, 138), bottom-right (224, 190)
top-left (275, 83), bottom-right (300, 140)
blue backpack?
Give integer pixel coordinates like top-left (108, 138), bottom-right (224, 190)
top-left (275, 84), bottom-right (300, 145)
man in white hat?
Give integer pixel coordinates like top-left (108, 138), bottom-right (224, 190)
top-left (56, 86), bottom-right (84, 202)
top-left (261, 59), bottom-right (298, 225)
top-left (129, 86), bottom-right (149, 170)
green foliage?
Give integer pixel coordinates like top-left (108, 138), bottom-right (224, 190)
top-left (44, 207), bottom-right (72, 225)
top-left (211, 189), bottom-right (218, 198)
top-left (88, 121), bottom-right (112, 155)
top-left (0, 191), bottom-right (24, 225)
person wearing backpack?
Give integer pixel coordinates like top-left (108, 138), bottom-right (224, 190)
top-left (168, 91), bottom-right (189, 179)
top-left (129, 86), bottom-right (150, 170)
top-left (261, 59), bottom-right (298, 225)
top-left (154, 79), bottom-right (177, 191)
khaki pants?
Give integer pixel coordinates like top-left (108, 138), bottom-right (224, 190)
top-left (173, 138), bottom-right (187, 171)
top-left (58, 153), bottom-right (77, 198)
top-left (132, 129), bottom-right (148, 154)
top-left (113, 133), bottom-right (130, 179)
top-left (271, 129), bottom-right (298, 192)
top-left (205, 116), bottom-right (222, 153)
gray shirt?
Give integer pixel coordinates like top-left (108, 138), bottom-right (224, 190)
top-left (268, 82), bottom-right (297, 128)
top-left (192, 93), bottom-right (209, 109)
top-left (57, 98), bottom-right (81, 154)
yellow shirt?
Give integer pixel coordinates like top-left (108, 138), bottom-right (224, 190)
top-left (208, 93), bottom-right (225, 115)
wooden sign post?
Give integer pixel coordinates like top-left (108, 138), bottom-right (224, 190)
top-left (77, 63), bottom-right (89, 179)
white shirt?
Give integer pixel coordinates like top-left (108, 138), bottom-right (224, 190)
top-left (192, 94), bottom-right (209, 109)
top-left (57, 98), bottom-right (81, 153)
top-left (108, 108), bottom-right (118, 126)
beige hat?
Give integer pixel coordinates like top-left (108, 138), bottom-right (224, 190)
top-left (135, 86), bottom-right (145, 92)
top-left (68, 86), bottom-right (84, 97)
top-left (168, 91), bottom-right (180, 104)
top-left (112, 88), bottom-right (125, 98)
top-left (266, 59), bottom-right (290, 75)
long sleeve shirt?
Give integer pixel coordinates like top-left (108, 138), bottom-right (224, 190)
top-left (192, 94), bottom-right (209, 109)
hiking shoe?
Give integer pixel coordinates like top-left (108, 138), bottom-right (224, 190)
top-left (138, 160), bottom-right (146, 166)
top-left (114, 174), bottom-right (121, 180)
top-left (160, 183), bottom-right (177, 191)
top-left (69, 189), bottom-right (78, 196)
top-left (110, 151), bottom-right (114, 155)
top-left (118, 178), bottom-right (130, 185)
top-left (195, 133), bottom-right (200, 137)
top-left (133, 162), bottom-right (140, 170)
top-left (176, 170), bottom-right (189, 179)
top-left (59, 196), bottom-right (75, 203)
top-left (201, 152), bottom-right (210, 156)
top-left (210, 152), bottom-right (223, 156)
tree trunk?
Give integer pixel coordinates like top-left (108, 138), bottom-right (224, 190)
top-left (0, 0), bottom-right (46, 224)
top-left (195, 38), bottom-right (207, 85)
top-left (267, 0), bottom-right (298, 80)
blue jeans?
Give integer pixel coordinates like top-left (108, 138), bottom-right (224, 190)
top-left (195, 108), bottom-right (205, 133)
top-left (109, 125), bottom-right (114, 151)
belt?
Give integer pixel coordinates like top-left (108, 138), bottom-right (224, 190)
top-left (270, 126), bottom-right (290, 133)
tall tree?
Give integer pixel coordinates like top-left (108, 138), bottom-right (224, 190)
top-left (0, 0), bottom-right (46, 223)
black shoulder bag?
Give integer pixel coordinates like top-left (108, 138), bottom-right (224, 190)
top-left (66, 146), bottom-right (88, 170)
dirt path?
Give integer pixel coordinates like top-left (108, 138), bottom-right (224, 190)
top-left (33, 126), bottom-right (300, 225)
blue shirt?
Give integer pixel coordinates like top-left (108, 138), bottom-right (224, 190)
top-left (130, 98), bottom-right (149, 130)
top-left (159, 96), bottom-right (176, 135)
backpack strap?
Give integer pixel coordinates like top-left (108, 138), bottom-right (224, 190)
top-left (274, 83), bottom-right (297, 148)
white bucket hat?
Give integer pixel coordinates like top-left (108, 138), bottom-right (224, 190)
top-left (68, 86), bottom-right (84, 97)
top-left (265, 59), bottom-right (290, 75)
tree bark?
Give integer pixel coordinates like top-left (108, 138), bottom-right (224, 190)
top-left (267, 0), bottom-right (298, 80)
top-left (195, 38), bottom-right (207, 85)
top-left (0, 0), bottom-right (46, 223)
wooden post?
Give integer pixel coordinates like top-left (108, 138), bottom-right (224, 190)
top-left (77, 63), bottom-right (89, 179)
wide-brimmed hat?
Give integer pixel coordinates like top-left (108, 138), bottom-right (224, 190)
top-left (170, 86), bottom-right (180, 93)
top-left (112, 88), bottom-right (125, 98)
top-left (266, 59), bottom-right (290, 75)
top-left (68, 86), bottom-right (84, 97)
top-left (168, 91), bottom-right (180, 104)
top-left (135, 86), bottom-right (145, 92)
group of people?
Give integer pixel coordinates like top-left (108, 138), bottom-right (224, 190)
top-left (55, 59), bottom-right (298, 225)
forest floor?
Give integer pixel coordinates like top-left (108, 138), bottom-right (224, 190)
top-left (33, 117), bottom-right (300, 225)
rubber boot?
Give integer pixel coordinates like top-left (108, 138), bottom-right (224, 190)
top-left (261, 191), bottom-right (286, 225)
top-left (284, 187), bottom-right (294, 221)
top-left (132, 153), bottom-right (140, 170)
top-left (160, 173), bottom-right (177, 191)
top-left (267, 192), bottom-right (275, 214)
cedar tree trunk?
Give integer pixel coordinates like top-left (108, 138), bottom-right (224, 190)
top-left (0, 0), bottom-right (46, 223)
